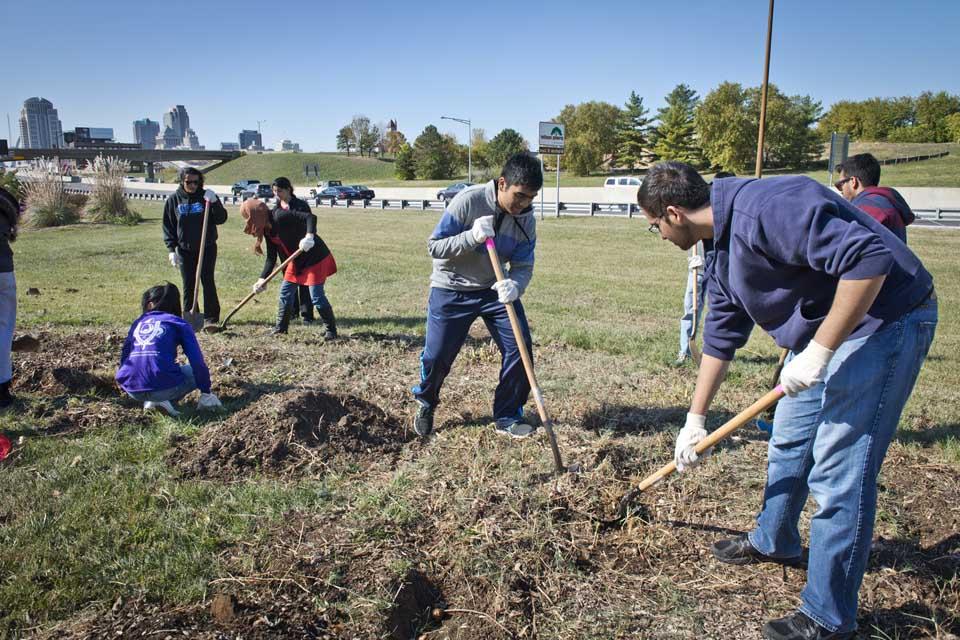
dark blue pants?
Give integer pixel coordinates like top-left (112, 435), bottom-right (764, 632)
top-left (413, 287), bottom-right (532, 427)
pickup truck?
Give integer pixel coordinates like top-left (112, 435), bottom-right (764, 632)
top-left (316, 180), bottom-right (342, 189)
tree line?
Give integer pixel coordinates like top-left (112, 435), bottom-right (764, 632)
top-left (336, 88), bottom-right (959, 180)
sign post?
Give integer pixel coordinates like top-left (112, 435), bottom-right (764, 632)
top-left (538, 122), bottom-right (565, 218)
top-left (827, 132), bottom-right (850, 186)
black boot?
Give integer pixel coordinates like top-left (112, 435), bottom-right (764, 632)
top-left (318, 304), bottom-right (337, 340)
top-left (271, 302), bottom-right (291, 335)
top-left (0, 381), bottom-right (14, 409)
top-left (300, 303), bottom-right (315, 324)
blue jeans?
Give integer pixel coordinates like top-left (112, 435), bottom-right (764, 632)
top-left (413, 287), bottom-right (532, 427)
top-left (279, 280), bottom-right (330, 312)
top-left (0, 271), bottom-right (15, 384)
top-left (678, 267), bottom-right (704, 358)
top-left (747, 295), bottom-right (937, 633)
top-left (127, 365), bottom-right (197, 404)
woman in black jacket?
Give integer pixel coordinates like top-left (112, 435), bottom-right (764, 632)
top-left (245, 177), bottom-right (338, 338)
top-left (162, 167), bottom-right (228, 327)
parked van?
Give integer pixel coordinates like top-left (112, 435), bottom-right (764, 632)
top-left (603, 176), bottom-right (642, 187)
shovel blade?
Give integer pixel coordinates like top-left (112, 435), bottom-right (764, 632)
top-left (184, 310), bottom-right (204, 332)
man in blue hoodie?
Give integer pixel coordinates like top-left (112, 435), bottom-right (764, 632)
top-left (835, 153), bottom-right (915, 243)
top-left (637, 162), bottom-right (937, 640)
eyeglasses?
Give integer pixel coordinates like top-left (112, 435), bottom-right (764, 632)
top-left (834, 177), bottom-right (853, 191)
top-left (183, 179), bottom-right (200, 185)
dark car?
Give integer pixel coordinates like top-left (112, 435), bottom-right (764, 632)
top-left (349, 185), bottom-right (375, 199)
top-left (232, 179), bottom-right (260, 196)
top-left (242, 183), bottom-right (274, 201)
top-left (437, 182), bottom-right (475, 203)
top-left (315, 186), bottom-right (361, 204)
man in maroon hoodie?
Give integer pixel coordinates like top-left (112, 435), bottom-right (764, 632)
top-left (835, 153), bottom-right (915, 242)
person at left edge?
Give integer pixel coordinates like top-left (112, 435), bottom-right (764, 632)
top-left (162, 167), bottom-right (228, 329)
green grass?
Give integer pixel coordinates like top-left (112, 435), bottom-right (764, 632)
top-left (795, 143), bottom-right (960, 186)
top-left (3, 205), bottom-right (959, 635)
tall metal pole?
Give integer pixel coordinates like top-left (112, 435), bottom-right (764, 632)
top-left (755, 0), bottom-right (775, 179)
top-left (555, 155), bottom-right (561, 218)
top-left (467, 119), bottom-right (472, 183)
top-left (539, 154), bottom-right (544, 220)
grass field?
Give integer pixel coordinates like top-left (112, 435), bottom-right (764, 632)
top-left (1, 203), bottom-right (957, 638)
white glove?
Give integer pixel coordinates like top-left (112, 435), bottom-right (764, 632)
top-left (197, 392), bottom-right (223, 410)
top-left (252, 278), bottom-right (267, 294)
top-left (298, 233), bottom-right (315, 252)
top-left (168, 251), bottom-right (182, 268)
top-left (780, 340), bottom-right (834, 397)
top-left (675, 413), bottom-right (712, 473)
top-left (491, 279), bottom-right (520, 304)
top-left (471, 215), bottom-right (495, 243)
top-left (203, 189), bottom-right (218, 203)
top-left (688, 254), bottom-right (704, 270)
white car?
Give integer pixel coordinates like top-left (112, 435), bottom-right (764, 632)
top-left (603, 176), bottom-right (641, 187)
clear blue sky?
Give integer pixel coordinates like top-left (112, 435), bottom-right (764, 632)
top-left (5, 0), bottom-right (959, 151)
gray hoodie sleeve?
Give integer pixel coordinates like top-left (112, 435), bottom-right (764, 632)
top-left (426, 197), bottom-right (483, 259)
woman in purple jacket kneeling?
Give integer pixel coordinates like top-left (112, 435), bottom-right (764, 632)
top-left (116, 283), bottom-right (222, 416)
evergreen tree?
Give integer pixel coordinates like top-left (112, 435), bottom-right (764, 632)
top-left (652, 84), bottom-right (704, 166)
top-left (413, 125), bottom-right (457, 180)
top-left (618, 91), bottom-right (654, 169)
top-left (485, 128), bottom-right (528, 170)
top-left (394, 143), bottom-right (416, 180)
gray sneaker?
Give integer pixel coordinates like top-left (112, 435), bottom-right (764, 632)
top-left (495, 421), bottom-right (536, 439)
top-left (413, 404), bottom-right (434, 437)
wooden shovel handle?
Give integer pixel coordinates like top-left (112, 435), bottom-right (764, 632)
top-left (220, 249), bottom-right (303, 329)
top-left (190, 199), bottom-right (212, 315)
top-left (485, 238), bottom-right (566, 473)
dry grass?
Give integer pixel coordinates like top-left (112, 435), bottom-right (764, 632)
top-left (84, 155), bottom-right (140, 224)
top-left (20, 159), bottom-right (80, 228)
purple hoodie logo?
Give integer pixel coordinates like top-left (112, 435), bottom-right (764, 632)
top-left (133, 318), bottom-right (165, 348)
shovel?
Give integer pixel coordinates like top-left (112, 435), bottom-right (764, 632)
top-left (605, 385), bottom-right (785, 526)
top-left (219, 249), bottom-right (304, 330)
top-left (688, 244), bottom-right (702, 365)
top-left (485, 238), bottom-right (579, 475)
top-left (185, 199), bottom-right (211, 332)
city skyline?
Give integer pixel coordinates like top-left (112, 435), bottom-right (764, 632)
top-left (4, 0), bottom-right (959, 152)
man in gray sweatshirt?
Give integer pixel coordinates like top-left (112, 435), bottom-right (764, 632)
top-left (412, 153), bottom-right (542, 438)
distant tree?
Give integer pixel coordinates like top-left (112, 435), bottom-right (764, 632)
top-left (485, 128), bottom-right (528, 170)
top-left (618, 91), bottom-right (655, 169)
top-left (653, 84), bottom-right (705, 166)
top-left (394, 143), bottom-right (416, 180)
top-left (384, 130), bottom-right (407, 156)
top-left (350, 115), bottom-right (373, 157)
top-left (556, 101), bottom-right (622, 175)
top-left (915, 91), bottom-right (960, 142)
top-left (755, 87), bottom-right (822, 169)
top-left (360, 124), bottom-right (380, 157)
top-left (946, 112), bottom-right (960, 143)
top-left (413, 125), bottom-right (458, 180)
top-left (336, 126), bottom-right (355, 155)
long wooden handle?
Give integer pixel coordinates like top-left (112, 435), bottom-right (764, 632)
top-left (638, 386), bottom-right (784, 492)
top-left (220, 249), bottom-right (304, 329)
top-left (485, 238), bottom-right (565, 473)
top-left (191, 199), bottom-right (212, 315)
top-left (690, 244), bottom-right (699, 340)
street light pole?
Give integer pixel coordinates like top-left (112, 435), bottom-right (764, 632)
top-left (441, 115), bottom-right (471, 183)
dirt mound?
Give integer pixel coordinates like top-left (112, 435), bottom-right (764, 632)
top-left (12, 330), bottom-right (121, 397)
top-left (168, 388), bottom-right (412, 480)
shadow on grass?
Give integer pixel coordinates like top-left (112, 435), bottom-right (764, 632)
top-left (860, 602), bottom-right (959, 638)
top-left (868, 533), bottom-right (960, 578)
top-left (894, 422), bottom-right (959, 447)
top-left (580, 404), bottom-right (756, 440)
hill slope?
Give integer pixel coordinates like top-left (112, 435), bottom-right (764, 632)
top-left (204, 152), bottom-right (396, 187)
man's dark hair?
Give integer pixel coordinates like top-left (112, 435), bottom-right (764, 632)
top-left (501, 153), bottom-right (543, 190)
top-left (713, 171), bottom-right (736, 180)
top-left (179, 167), bottom-right (204, 189)
top-left (637, 161), bottom-right (710, 218)
top-left (272, 176), bottom-right (294, 192)
top-left (836, 153), bottom-right (880, 187)
top-left (141, 282), bottom-right (182, 316)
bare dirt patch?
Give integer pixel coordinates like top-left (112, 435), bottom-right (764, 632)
top-left (168, 388), bottom-right (413, 480)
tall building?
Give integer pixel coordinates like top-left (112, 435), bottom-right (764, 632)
top-left (182, 128), bottom-right (201, 150)
top-left (18, 97), bottom-right (64, 148)
top-left (279, 139), bottom-right (301, 152)
top-left (133, 118), bottom-right (160, 149)
top-left (238, 129), bottom-right (262, 150)
top-left (155, 126), bottom-right (180, 150)
top-left (163, 105), bottom-right (190, 141)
